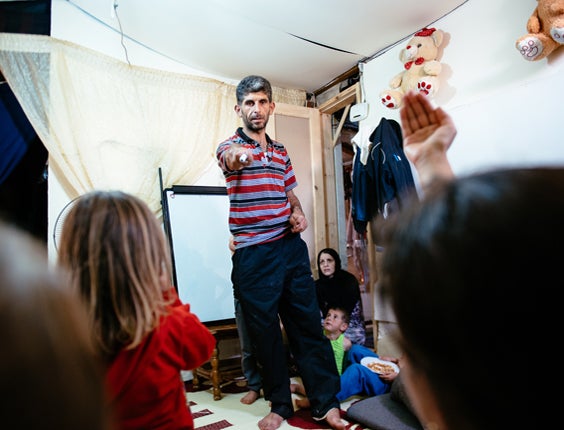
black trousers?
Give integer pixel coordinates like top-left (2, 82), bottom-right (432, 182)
top-left (232, 233), bottom-right (340, 419)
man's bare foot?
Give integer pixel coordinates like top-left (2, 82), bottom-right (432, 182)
top-left (324, 408), bottom-right (346, 430)
top-left (241, 389), bottom-right (260, 405)
top-left (258, 412), bottom-right (284, 430)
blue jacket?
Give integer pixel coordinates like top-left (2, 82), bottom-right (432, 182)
top-left (351, 117), bottom-right (416, 236)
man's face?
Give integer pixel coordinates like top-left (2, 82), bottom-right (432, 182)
top-left (235, 91), bottom-right (275, 132)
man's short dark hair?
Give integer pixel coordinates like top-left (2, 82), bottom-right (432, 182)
top-left (236, 75), bottom-right (273, 104)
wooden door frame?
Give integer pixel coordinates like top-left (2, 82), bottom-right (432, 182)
top-left (264, 84), bottom-right (360, 269)
top-left (267, 103), bottom-right (325, 267)
top-left (317, 83), bottom-right (360, 257)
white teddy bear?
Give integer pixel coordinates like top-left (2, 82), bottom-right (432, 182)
top-left (380, 28), bottom-right (445, 109)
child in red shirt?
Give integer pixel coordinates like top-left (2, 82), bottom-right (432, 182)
top-left (58, 190), bottom-right (215, 430)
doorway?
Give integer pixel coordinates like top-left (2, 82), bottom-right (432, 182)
top-left (318, 83), bottom-right (375, 332)
top-left (317, 82), bottom-right (360, 267)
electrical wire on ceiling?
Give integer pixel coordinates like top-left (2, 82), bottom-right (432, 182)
top-left (364, 0), bottom-right (470, 62)
top-left (66, 0), bottom-right (180, 66)
top-left (112, 0), bottom-right (130, 65)
top-left (65, 0), bottom-right (469, 95)
top-left (358, 61), bottom-right (366, 104)
top-left (289, 33), bottom-right (361, 56)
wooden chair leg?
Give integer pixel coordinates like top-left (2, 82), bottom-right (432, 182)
top-left (189, 324), bottom-right (242, 400)
top-left (192, 368), bottom-right (200, 390)
top-left (211, 346), bottom-right (222, 400)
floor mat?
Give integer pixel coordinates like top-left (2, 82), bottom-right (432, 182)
top-left (188, 389), bottom-right (366, 430)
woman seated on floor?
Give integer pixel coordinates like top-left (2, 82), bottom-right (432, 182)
top-left (315, 248), bottom-right (366, 345)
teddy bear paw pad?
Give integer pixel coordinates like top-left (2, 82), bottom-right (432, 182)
top-left (380, 94), bottom-right (397, 109)
top-left (417, 81), bottom-right (433, 96)
top-left (517, 37), bottom-right (543, 60)
top-left (550, 27), bottom-right (564, 44)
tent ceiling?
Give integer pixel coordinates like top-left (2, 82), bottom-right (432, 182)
top-left (70, 0), bottom-right (467, 93)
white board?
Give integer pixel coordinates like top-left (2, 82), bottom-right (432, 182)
top-left (163, 185), bottom-right (234, 325)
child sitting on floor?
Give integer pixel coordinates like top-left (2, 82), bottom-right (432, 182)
top-left (292, 306), bottom-right (400, 406)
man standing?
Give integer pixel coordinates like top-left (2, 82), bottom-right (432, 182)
top-left (216, 75), bottom-right (344, 430)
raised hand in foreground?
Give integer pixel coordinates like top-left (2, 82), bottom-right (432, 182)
top-left (399, 91), bottom-right (456, 190)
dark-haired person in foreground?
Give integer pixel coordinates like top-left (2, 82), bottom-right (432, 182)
top-left (379, 91), bottom-right (562, 429)
top-left (217, 75), bottom-right (343, 430)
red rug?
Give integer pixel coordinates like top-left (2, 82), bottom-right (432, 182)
top-left (287, 409), bottom-right (365, 430)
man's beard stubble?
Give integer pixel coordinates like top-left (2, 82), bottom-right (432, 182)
top-left (243, 115), bottom-right (268, 133)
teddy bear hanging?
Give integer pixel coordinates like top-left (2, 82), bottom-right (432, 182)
top-left (380, 27), bottom-right (445, 110)
top-left (516, 0), bottom-right (564, 61)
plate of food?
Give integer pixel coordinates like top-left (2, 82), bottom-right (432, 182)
top-left (360, 357), bottom-right (400, 374)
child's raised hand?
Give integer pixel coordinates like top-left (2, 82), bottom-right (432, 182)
top-left (399, 91), bottom-right (456, 188)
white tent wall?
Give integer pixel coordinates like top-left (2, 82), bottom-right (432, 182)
top-left (362, 0), bottom-right (564, 177)
top-left (360, 0), bottom-right (564, 325)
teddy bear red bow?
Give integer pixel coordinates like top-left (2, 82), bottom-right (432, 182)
top-left (380, 27), bottom-right (445, 110)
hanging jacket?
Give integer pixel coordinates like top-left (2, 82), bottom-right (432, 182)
top-left (352, 117), bottom-right (416, 235)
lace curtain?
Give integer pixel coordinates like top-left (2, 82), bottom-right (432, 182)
top-left (0, 33), bottom-right (306, 214)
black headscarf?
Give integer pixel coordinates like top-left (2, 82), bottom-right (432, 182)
top-left (315, 248), bottom-right (361, 317)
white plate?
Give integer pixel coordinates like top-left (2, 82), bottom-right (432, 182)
top-left (360, 357), bottom-right (400, 374)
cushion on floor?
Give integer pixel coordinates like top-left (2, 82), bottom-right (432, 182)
top-left (345, 373), bottom-right (423, 430)
top-left (345, 393), bottom-right (423, 430)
